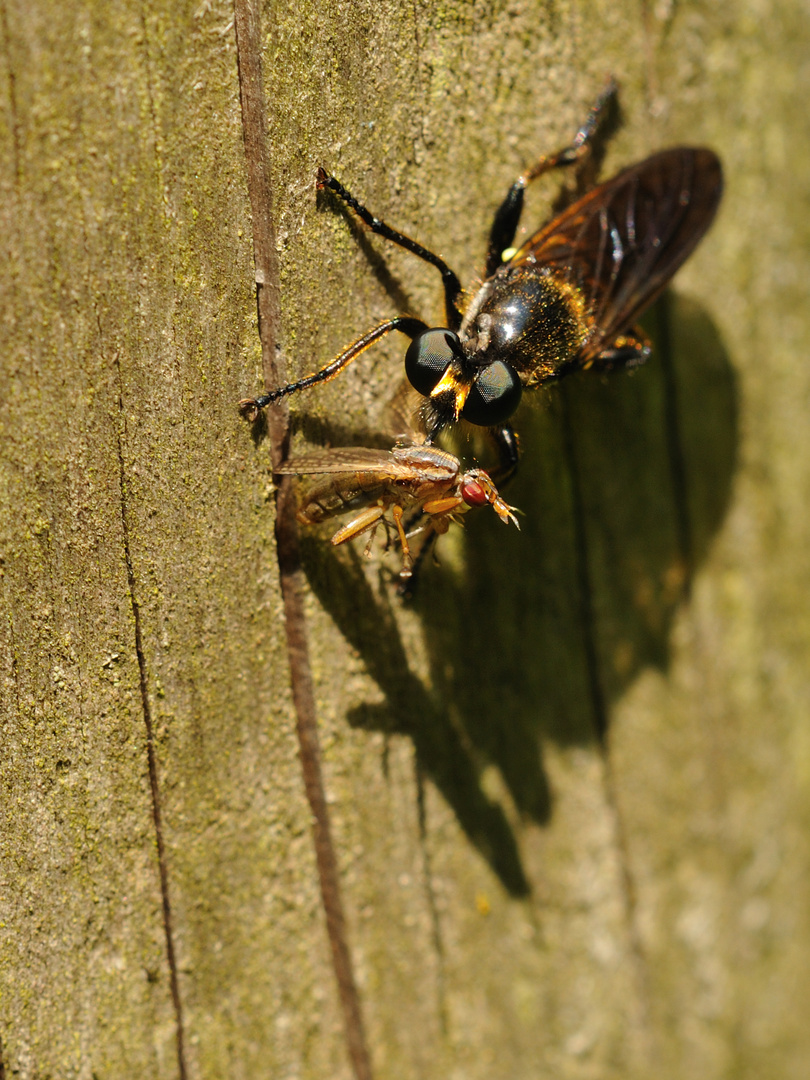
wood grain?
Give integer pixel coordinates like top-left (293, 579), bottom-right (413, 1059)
top-left (1, 1), bottom-right (809, 1077)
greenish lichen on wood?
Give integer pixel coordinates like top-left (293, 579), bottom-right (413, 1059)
top-left (2, 1), bottom-right (810, 1078)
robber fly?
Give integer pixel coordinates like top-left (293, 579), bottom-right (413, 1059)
top-left (240, 82), bottom-right (723, 481)
top-left (275, 443), bottom-right (519, 581)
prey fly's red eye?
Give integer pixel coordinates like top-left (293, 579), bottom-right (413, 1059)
top-left (460, 478), bottom-right (488, 507)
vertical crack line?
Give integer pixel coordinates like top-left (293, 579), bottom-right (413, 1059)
top-left (0, 0), bottom-right (22, 193)
top-left (231, 0), bottom-right (281, 405)
top-left (558, 389), bottom-right (608, 745)
top-left (656, 292), bottom-right (693, 590)
top-left (559, 387), bottom-right (652, 1059)
top-left (231, 3), bottom-right (374, 1079)
top-left (599, 751), bottom-right (653, 1059)
top-left (138, 7), bottom-right (165, 192)
top-left (278, 507), bottom-right (373, 1080)
top-left (415, 764), bottom-right (448, 1038)
top-left (114, 357), bottom-right (188, 1080)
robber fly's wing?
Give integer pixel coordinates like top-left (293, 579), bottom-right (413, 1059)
top-left (509, 147), bottom-right (723, 362)
top-left (276, 447), bottom-right (412, 478)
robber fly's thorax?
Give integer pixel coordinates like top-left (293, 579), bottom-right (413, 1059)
top-left (460, 266), bottom-right (591, 386)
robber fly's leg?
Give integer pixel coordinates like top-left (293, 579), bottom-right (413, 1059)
top-left (590, 326), bottom-right (652, 371)
top-left (239, 316), bottom-right (427, 420)
top-left (317, 168), bottom-right (464, 332)
top-left (484, 79), bottom-right (617, 276)
top-left (396, 526), bottom-right (439, 601)
top-left (485, 424), bottom-right (521, 486)
top-left (523, 77), bottom-right (617, 182)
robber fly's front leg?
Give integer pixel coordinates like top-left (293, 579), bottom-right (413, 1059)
top-left (316, 168), bottom-right (465, 331)
top-left (239, 317), bottom-right (427, 420)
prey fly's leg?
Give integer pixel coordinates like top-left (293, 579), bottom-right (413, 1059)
top-left (390, 504), bottom-right (414, 576)
top-left (484, 79), bottom-right (618, 276)
top-left (317, 168), bottom-right (465, 331)
top-left (239, 316), bottom-right (427, 420)
top-left (329, 505), bottom-right (387, 547)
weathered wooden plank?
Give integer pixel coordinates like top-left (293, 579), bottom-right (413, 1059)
top-left (2, 0), bottom-right (809, 1078)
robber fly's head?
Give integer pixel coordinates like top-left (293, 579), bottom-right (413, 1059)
top-left (404, 328), bottom-right (522, 432)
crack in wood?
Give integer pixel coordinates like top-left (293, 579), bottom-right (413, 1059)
top-left (657, 292), bottom-right (694, 589)
top-left (0, 0), bottom-right (22, 193)
top-left (559, 383), bottom-right (654, 1063)
top-left (559, 389), bottom-right (609, 746)
top-left (2, 602), bottom-right (21, 719)
top-left (565, 378), bottom-right (660, 1054)
top-left (416, 764), bottom-right (449, 1038)
top-left (231, 2), bottom-right (374, 1078)
top-left (114, 355), bottom-right (188, 1080)
top-left (600, 753), bottom-right (654, 1063)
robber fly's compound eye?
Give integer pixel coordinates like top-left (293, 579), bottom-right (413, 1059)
top-left (461, 360), bottom-right (523, 426)
top-left (405, 329), bottom-right (460, 396)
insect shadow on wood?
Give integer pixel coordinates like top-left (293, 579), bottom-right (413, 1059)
top-left (297, 294), bottom-right (736, 895)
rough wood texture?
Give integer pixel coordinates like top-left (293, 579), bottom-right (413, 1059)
top-left (2, 1), bottom-right (809, 1078)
